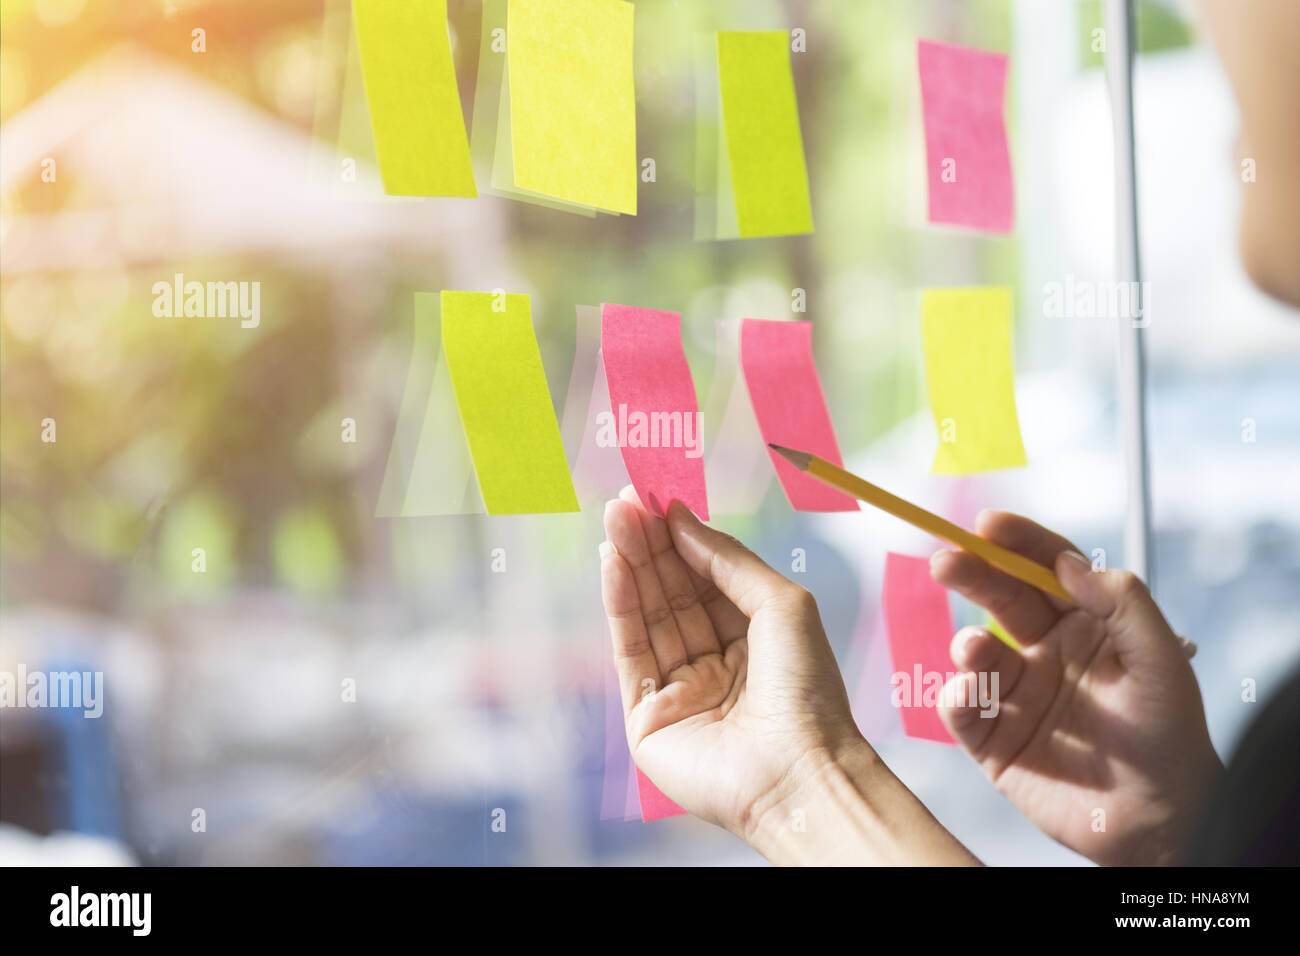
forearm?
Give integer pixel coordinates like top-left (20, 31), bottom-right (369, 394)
top-left (742, 737), bottom-right (981, 866)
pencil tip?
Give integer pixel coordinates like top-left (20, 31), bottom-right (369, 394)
top-left (768, 443), bottom-right (812, 471)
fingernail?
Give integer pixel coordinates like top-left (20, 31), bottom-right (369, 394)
top-left (1059, 550), bottom-right (1090, 569)
top-left (666, 499), bottom-right (695, 522)
top-left (599, 540), bottom-right (616, 558)
top-left (955, 625), bottom-right (988, 657)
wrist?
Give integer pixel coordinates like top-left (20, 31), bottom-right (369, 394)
top-left (742, 735), bottom-right (979, 866)
top-left (1138, 749), bottom-right (1227, 866)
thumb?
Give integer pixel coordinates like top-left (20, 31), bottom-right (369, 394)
top-left (1054, 550), bottom-right (1181, 662)
top-left (665, 500), bottom-right (805, 618)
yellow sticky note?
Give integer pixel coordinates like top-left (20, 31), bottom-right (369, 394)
top-left (717, 31), bottom-right (813, 238)
top-left (508, 0), bottom-right (636, 214)
top-left (352, 0), bottom-right (476, 197)
top-left (921, 287), bottom-right (1027, 474)
top-left (441, 291), bottom-right (579, 514)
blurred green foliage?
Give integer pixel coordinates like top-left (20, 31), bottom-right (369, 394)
top-left (1078, 0), bottom-right (1194, 67)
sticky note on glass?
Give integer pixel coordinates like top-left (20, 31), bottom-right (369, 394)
top-left (440, 291), bottom-right (578, 514)
top-left (921, 287), bottom-right (1026, 475)
top-left (636, 767), bottom-right (686, 822)
top-left (351, 0), bottom-right (477, 197)
top-left (471, 0), bottom-right (596, 216)
top-left (375, 293), bottom-right (483, 517)
top-left (883, 552), bottom-right (955, 744)
top-left (505, 0), bottom-right (636, 214)
top-left (601, 304), bottom-right (709, 519)
top-left (739, 319), bottom-right (857, 512)
top-left (563, 306), bottom-right (632, 501)
top-left (701, 319), bottom-right (771, 516)
top-left (714, 31), bottom-right (814, 238)
top-left (917, 39), bottom-right (1013, 233)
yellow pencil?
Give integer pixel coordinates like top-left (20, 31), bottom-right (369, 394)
top-left (769, 443), bottom-right (1071, 603)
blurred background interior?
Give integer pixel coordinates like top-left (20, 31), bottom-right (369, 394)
top-left (2, 0), bottom-right (1299, 865)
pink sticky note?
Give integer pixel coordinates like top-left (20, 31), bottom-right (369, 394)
top-left (601, 304), bottom-right (709, 519)
top-left (917, 39), bottom-right (1013, 233)
top-left (883, 552), bottom-right (956, 744)
top-left (739, 319), bottom-right (858, 512)
top-left (636, 767), bottom-right (686, 822)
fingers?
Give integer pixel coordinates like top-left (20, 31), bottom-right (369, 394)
top-left (603, 498), bottom-right (690, 677)
top-left (682, 564), bottom-right (750, 646)
top-left (1053, 552), bottom-right (1182, 666)
top-left (599, 541), bottom-right (662, 717)
top-left (616, 486), bottom-right (721, 658)
top-left (1053, 550), bottom-right (1134, 617)
top-left (953, 625), bottom-right (1026, 694)
top-left (929, 511), bottom-right (1081, 646)
top-left (930, 549), bottom-right (1060, 646)
top-left (975, 510), bottom-right (1082, 571)
top-left (664, 500), bottom-right (802, 618)
top-left (618, 486), bottom-right (748, 645)
top-left (937, 626), bottom-right (1024, 753)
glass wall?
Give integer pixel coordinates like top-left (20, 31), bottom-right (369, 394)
top-left (2, 0), bottom-right (1297, 865)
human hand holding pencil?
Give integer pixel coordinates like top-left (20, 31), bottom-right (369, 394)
top-left (929, 510), bottom-right (1223, 865)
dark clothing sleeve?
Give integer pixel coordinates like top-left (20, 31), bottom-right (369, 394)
top-left (1182, 663), bottom-right (1300, 865)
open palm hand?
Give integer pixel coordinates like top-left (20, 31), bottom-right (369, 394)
top-left (600, 488), bottom-right (861, 836)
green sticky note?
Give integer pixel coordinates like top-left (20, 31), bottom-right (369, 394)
top-left (717, 31), bottom-right (813, 238)
top-left (441, 291), bottom-right (579, 514)
top-left (921, 287), bottom-right (1028, 475)
top-left (508, 0), bottom-right (636, 214)
top-left (352, 0), bottom-right (476, 197)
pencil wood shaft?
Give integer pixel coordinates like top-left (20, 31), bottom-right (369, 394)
top-left (781, 449), bottom-right (1070, 603)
